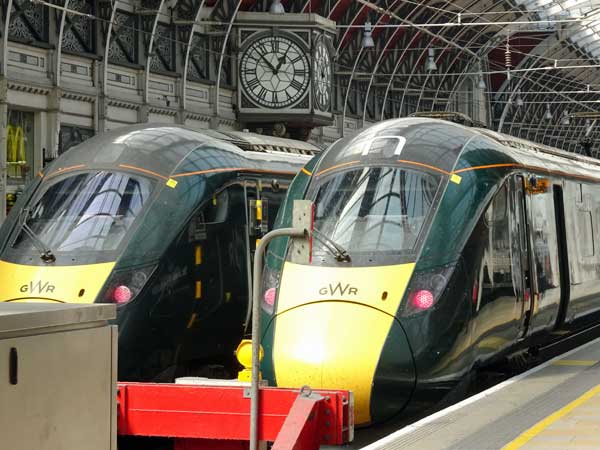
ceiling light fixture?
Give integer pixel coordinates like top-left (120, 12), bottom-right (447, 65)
top-left (425, 48), bottom-right (437, 72)
top-left (544, 104), bottom-right (553, 121)
top-left (362, 21), bottom-right (375, 48)
top-left (269, 0), bottom-right (285, 14)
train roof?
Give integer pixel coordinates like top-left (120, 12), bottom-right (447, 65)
top-left (313, 118), bottom-right (600, 183)
top-left (201, 129), bottom-right (321, 155)
top-left (45, 124), bottom-right (314, 181)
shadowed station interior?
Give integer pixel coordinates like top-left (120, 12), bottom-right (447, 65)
top-left (1, 1), bottom-right (600, 450)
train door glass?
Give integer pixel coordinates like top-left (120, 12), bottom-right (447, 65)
top-left (524, 177), bottom-right (562, 332)
top-left (468, 175), bottom-right (535, 350)
top-left (512, 176), bottom-right (534, 337)
top-left (478, 182), bottom-right (513, 302)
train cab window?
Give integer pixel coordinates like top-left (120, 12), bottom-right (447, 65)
top-left (9, 171), bottom-right (154, 257)
top-left (307, 166), bottom-right (439, 265)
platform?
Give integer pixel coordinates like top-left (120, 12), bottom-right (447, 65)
top-left (361, 336), bottom-right (600, 450)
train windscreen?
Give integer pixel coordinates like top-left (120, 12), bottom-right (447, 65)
top-left (7, 171), bottom-right (154, 263)
top-left (307, 166), bottom-right (439, 265)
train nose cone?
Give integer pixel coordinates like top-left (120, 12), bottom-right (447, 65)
top-left (267, 301), bottom-right (415, 425)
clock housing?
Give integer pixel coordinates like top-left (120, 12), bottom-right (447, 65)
top-left (235, 13), bottom-right (336, 132)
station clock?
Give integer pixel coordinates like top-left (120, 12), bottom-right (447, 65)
top-left (235, 12), bottom-right (336, 135)
top-left (312, 35), bottom-right (332, 112)
top-left (239, 33), bottom-right (311, 109)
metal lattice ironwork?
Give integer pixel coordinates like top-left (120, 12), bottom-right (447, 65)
top-left (187, 33), bottom-right (209, 81)
top-left (7, 0), bottom-right (48, 43)
top-left (60, 0), bottom-right (94, 54)
top-left (107, 10), bottom-right (138, 65)
top-left (150, 22), bottom-right (176, 73)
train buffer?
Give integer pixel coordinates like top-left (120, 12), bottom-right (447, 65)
top-left (117, 379), bottom-right (354, 450)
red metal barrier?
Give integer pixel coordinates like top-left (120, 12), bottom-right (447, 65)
top-left (117, 382), bottom-right (353, 450)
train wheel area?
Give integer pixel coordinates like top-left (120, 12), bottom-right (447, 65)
top-left (356, 335), bottom-right (600, 450)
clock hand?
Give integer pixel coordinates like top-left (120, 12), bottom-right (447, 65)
top-left (275, 55), bottom-right (286, 71)
top-left (260, 54), bottom-right (276, 73)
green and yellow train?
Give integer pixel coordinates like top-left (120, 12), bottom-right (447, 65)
top-left (0, 124), bottom-right (314, 381)
top-left (260, 117), bottom-right (600, 426)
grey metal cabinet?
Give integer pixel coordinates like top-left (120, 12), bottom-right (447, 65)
top-left (0, 303), bottom-right (117, 450)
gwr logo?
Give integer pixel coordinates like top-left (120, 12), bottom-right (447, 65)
top-left (20, 281), bottom-right (56, 294)
top-left (318, 283), bottom-right (358, 296)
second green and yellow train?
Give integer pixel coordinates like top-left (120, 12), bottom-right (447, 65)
top-left (260, 117), bottom-right (600, 426)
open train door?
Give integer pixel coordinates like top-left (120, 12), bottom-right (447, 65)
top-left (552, 184), bottom-right (570, 329)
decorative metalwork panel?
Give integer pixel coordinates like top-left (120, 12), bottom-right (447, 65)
top-left (60, 0), bottom-right (94, 54)
top-left (59, 125), bottom-right (94, 155)
top-left (212, 36), bottom-right (231, 85)
top-left (175, 0), bottom-right (199, 21)
top-left (141, 0), bottom-right (161, 11)
top-left (108, 11), bottom-right (138, 64)
top-left (8, 0), bottom-right (48, 43)
top-left (187, 33), bottom-right (209, 81)
top-left (150, 22), bottom-right (176, 73)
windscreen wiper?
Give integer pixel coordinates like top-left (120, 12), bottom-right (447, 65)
top-left (11, 209), bottom-right (56, 263)
top-left (312, 228), bottom-right (351, 262)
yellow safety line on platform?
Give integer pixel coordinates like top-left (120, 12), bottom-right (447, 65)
top-left (552, 359), bottom-right (597, 366)
top-left (502, 384), bottom-right (600, 450)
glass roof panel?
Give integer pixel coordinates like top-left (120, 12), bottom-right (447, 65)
top-left (515, 0), bottom-right (600, 61)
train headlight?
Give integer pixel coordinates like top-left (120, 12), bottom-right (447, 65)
top-left (401, 263), bottom-right (456, 317)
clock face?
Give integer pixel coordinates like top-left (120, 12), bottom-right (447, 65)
top-left (313, 39), bottom-right (331, 111)
top-left (240, 34), bottom-right (310, 109)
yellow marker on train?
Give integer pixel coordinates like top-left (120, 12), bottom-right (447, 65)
top-left (195, 281), bottom-right (202, 299)
top-left (256, 199), bottom-right (263, 221)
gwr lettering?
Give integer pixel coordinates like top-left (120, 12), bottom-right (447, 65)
top-left (20, 281), bottom-right (56, 294)
top-left (318, 283), bottom-right (358, 296)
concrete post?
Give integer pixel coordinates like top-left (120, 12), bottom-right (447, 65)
top-left (47, 88), bottom-right (62, 161)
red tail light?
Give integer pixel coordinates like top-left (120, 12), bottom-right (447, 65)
top-left (261, 266), bottom-right (280, 315)
top-left (113, 285), bottom-right (132, 304)
top-left (401, 264), bottom-right (456, 317)
top-left (264, 287), bottom-right (277, 306)
top-left (410, 290), bottom-right (434, 310)
top-left (99, 265), bottom-right (157, 306)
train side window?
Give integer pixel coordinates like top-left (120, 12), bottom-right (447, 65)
top-left (201, 190), bottom-right (230, 224)
top-left (188, 190), bottom-right (229, 241)
top-left (577, 210), bottom-right (594, 257)
top-left (248, 180), bottom-right (289, 237)
top-left (261, 183), bottom-right (288, 231)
